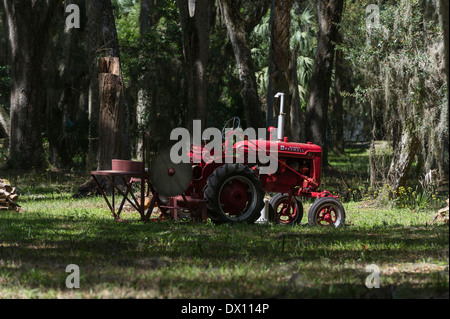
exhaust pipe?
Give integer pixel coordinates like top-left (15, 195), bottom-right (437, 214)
top-left (275, 92), bottom-right (285, 141)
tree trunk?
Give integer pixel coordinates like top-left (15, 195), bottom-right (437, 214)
top-left (387, 129), bottom-right (421, 192)
top-left (305, 0), bottom-right (344, 167)
top-left (0, 105), bottom-right (10, 139)
top-left (85, 0), bottom-right (130, 173)
top-left (289, 45), bottom-right (305, 142)
top-left (140, 0), bottom-right (151, 36)
top-left (439, 0), bottom-right (449, 95)
top-left (271, 0), bottom-right (293, 139)
top-left (136, 87), bottom-right (149, 159)
top-left (369, 99), bottom-right (377, 188)
top-left (97, 57), bottom-right (125, 170)
top-left (219, 0), bottom-right (265, 129)
top-left (178, 0), bottom-right (211, 132)
top-left (266, 0), bottom-right (276, 129)
top-left (3, 0), bottom-right (59, 169)
top-left (136, 0), bottom-right (152, 159)
top-left (136, 0), bottom-right (162, 159)
top-left (76, 1), bottom-right (128, 196)
top-left (76, 57), bottom-right (126, 197)
top-left (43, 1), bottom-right (89, 168)
top-left (85, 0), bottom-right (105, 173)
top-left (93, 0), bottom-right (120, 58)
top-left (391, 96), bottom-right (401, 154)
top-left (439, 0), bottom-right (449, 180)
top-left (331, 31), bottom-right (344, 155)
top-left (0, 7), bottom-right (9, 111)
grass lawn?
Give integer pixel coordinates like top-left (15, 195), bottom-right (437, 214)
top-left (0, 187), bottom-right (448, 299)
top-left (0, 146), bottom-right (448, 299)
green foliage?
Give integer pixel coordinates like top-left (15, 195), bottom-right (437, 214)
top-left (114, 0), bottom-right (141, 86)
top-left (340, 0), bottom-right (447, 182)
top-left (290, 7), bottom-right (316, 106)
top-left (207, 23), bottom-right (245, 128)
top-left (112, 0), bottom-right (139, 17)
top-left (114, 0), bottom-right (185, 151)
top-left (393, 185), bottom-right (443, 211)
top-left (326, 144), bottom-right (447, 211)
top-left (115, 0), bottom-right (183, 83)
top-left (251, 4), bottom-right (317, 108)
top-left (344, 0), bottom-right (445, 121)
top-left (367, 183), bottom-right (444, 212)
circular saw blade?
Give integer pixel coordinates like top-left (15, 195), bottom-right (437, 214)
top-left (150, 148), bottom-right (192, 197)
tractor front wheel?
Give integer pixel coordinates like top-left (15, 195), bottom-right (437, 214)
top-left (269, 193), bottom-right (303, 225)
top-left (204, 163), bottom-right (264, 224)
top-left (308, 197), bottom-right (346, 228)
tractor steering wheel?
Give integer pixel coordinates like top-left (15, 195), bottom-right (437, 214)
top-left (221, 116), bottom-right (241, 140)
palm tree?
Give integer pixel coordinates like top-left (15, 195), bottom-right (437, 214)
top-left (252, 4), bottom-right (316, 140)
top-left (271, 0), bottom-right (293, 138)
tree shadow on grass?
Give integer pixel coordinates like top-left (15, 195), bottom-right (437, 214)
top-left (0, 213), bottom-right (448, 298)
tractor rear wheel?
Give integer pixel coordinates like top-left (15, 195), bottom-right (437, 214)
top-left (308, 197), bottom-right (345, 228)
top-left (204, 163), bottom-right (264, 224)
top-left (269, 193), bottom-right (303, 224)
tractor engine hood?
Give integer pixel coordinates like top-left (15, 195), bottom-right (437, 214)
top-left (233, 140), bottom-right (322, 158)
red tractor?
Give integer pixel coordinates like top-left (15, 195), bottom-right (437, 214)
top-left (150, 93), bottom-right (345, 227)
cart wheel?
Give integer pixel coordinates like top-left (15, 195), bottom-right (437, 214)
top-left (308, 197), bottom-right (345, 228)
top-left (269, 193), bottom-right (303, 224)
top-left (204, 163), bottom-right (264, 224)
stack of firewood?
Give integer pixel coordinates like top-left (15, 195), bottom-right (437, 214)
top-left (0, 179), bottom-right (19, 211)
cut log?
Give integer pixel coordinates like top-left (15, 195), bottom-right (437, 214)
top-left (0, 179), bottom-right (20, 211)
